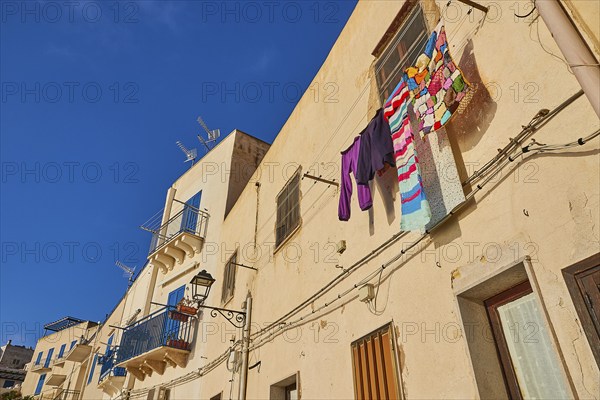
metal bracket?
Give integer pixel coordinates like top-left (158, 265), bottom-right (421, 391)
top-left (197, 304), bottom-right (247, 328)
top-left (232, 262), bottom-right (258, 271)
top-left (302, 173), bottom-right (339, 187)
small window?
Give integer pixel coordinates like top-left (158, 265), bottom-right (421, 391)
top-left (275, 170), bottom-right (301, 249)
top-left (485, 281), bottom-right (571, 399)
top-left (285, 383), bottom-right (298, 400)
top-left (222, 251), bottom-right (238, 304)
top-left (375, 5), bottom-right (429, 102)
top-left (270, 373), bottom-right (299, 400)
top-left (3, 380), bottom-right (15, 388)
top-left (351, 323), bottom-right (401, 399)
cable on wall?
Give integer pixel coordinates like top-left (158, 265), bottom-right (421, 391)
top-left (116, 110), bottom-right (599, 400)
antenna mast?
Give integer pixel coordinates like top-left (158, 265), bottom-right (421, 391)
top-left (115, 260), bottom-right (136, 288)
top-left (176, 141), bottom-right (197, 165)
top-left (196, 116), bottom-right (220, 152)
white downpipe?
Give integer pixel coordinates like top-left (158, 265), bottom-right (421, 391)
top-left (535, 0), bottom-right (600, 117)
top-left (238, 294), bottom-right (252, 400)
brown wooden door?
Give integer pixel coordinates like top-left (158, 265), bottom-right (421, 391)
top-left (563, 253), bottom-right (600, 366)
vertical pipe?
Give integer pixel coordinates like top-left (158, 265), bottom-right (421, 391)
top-left (77, 323), bottom-right (100, 400)
top-left (238, 294), bottom-right (252, 400)
top-left (535, 0), bottom-right (600, 117)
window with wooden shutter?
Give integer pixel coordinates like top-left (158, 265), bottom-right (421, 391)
top-left (351, 323), bottom-right (401, 400)
top-left (275, 170), bottom-right (301, 248)
top-left (222, 251), bottom-right (238, 304)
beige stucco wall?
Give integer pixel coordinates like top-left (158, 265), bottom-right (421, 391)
top-left (196, 0), bottom-right (599, 399)
top-left (101, 130), bottom-right (270, 399)
top-left (71, 1), bottom-right (600, 399)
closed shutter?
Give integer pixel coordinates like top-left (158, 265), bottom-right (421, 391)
top-left (275, 171), bottom-right (301, 247)
top-left (57, 344), bottom-right (66, 359)
top-left (222, 252), bottom-right (237, 303)
top-left (87, 354), bottom-right (98, 384)
top-left (35, 374), bottom-right (46, 395)
top-left (181, 191), bottom-right (202, 233)
top-left (44, 348), bottom-right (54, 368)
top-left (351, 324), bottom-right (401, 400)
top-left (35, 351), bottom-right (43, 365)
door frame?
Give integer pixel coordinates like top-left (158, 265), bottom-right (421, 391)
top-left (562, 252), bottom-right (600, 366)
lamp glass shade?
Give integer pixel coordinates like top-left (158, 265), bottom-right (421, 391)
top-left (191, 270), bottom-right (215, 287)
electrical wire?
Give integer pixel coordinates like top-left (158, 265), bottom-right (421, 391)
top-left (115, 101), bottom-right (597, 400)
top-left (247, 127), bottom-right (600, 351)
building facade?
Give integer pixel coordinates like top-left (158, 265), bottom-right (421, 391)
top-left (22, 0), bottom-right (600, 399)
top-left (21, 318), bottom-right (99, 400)
top-left (0, 340), bottom-right (34, 393)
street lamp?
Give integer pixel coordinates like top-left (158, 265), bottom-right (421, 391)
top-left (189, 269), bottom-right (246, 328)
top-left (189, 269), bottom-right (253, 400)
top-left (189, 269), bottom-right (215, 303)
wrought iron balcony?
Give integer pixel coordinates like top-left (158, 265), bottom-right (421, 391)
top-left (98, 348), bottom-right (127, 395)
top-left (115, 306), bottom-right (196, 381)
top-left (141, 202), bottom-right (209, 273)
top-left (51, 389), bottom-right (80, 400)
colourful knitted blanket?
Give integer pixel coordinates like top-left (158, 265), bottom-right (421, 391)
top-left (407, 21), bottom-right (471, 137)
top-left (384, 22), bottom-right (471, 231)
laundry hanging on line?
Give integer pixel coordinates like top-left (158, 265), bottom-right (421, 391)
top-left (338, 108), bottom-right (394, 221)
top-left (338, 21), bottom-right (471, 227)
top-left (338, 136), bottom-right (373, 221)
top-left (384, 20), bottom-right (472, 231)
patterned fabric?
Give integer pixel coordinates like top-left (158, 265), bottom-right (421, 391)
top-left (384, 79), bottom-right (431, 231)
top-left (415, 126), bottom-right (466, 231)
top-left (406, 21), bottom-right (471, 138)
top-left (383, 21), bottom-right (470, 231)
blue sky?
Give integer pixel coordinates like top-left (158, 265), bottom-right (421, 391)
top-left (0, 0), bottom-right (356, 347)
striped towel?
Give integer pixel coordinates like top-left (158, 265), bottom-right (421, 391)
top-left (384, 79), bottom-right (431, 231)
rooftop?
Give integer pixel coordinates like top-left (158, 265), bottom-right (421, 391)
top-left (43, 317), bottom-right (92, 333)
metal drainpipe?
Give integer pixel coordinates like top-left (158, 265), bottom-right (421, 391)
top-left (238, 293), bottom-right (252, 400)
top-left (535, 0), bottom-right (600, 117)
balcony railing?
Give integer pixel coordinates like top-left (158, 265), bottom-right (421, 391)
top-left (98, 348), bottom-right (127, 383)
top-left (51, 390), bottom-right (80, 400)
top-left (143, 204), bottom-right (209, 256)
top-left (115, 306), bottom-right (195, 366)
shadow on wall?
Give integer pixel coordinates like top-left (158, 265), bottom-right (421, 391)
top-left (441, 39), bottom-right (497, 231)
top-left (446, 39), bottom-right (497, 160)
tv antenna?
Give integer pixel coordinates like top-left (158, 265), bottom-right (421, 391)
top-left (115, 261), bottom-right (136, 288)
top-left (176, 141), bottom-right (197, 165)
top-left (196, 116), bottom-right (220, 152)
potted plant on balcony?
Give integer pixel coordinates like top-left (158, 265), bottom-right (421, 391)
top-left (165, 333), bottom-right (190, 350)
top-left (176, 296), bottom-right (198, 316)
